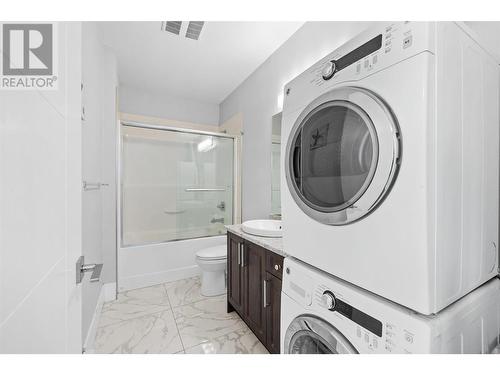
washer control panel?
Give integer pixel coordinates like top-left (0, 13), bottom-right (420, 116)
top-left (317, 288), bottom-right (383, 337)
top-left (314, 285), bottom-right (418, 353)
top-left (321, 291), bottom-right (336, 310)
top-left (283, 258), bottom-right (425, 354)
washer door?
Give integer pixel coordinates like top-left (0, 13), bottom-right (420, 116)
top-left (284, 315), bottom-right (358, 354)
top-left (285, 86), bottom-right (400, 225)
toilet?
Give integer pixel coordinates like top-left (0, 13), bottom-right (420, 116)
top-left (196, 244), bottom-right (227, 297)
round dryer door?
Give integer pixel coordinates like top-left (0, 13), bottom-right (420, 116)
top-left (284, 315), bottom-right (358, 354)
top-left (285, 86), bottom-right (401, 225)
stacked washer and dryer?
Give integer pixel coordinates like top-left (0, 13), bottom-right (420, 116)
top-left (280, 22), bottom-right (500, 354)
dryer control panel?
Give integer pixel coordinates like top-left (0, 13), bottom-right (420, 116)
top-left (310, 22), bottom-right (432, 88)
top-left (282, 22), bottom-right (434, 114)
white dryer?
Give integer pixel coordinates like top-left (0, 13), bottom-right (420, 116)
top-left (281, 257), bottom-right (500, 354)
top-left (281, 21), bottom-right (499, 314)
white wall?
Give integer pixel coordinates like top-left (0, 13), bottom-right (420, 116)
top-left (81, 22), bottom-right (118, 343)
top-left (0, 22), bottom-right (82, 353)
top-left (219, 21), bottom-right (377, 220)
top-left (120, 85), bottom-right (220, 126)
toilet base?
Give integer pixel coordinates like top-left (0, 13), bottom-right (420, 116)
top-left (200, 269), bottom-right (226, 297)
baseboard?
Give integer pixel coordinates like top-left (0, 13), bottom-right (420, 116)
top-left (118, 265), bottom-right (201, 292)
top-left (103, 282), bottom-right (117, 302)
top-left (83, 284), bottom-right (105, 354)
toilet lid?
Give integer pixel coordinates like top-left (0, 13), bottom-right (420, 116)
top-left (196, 245), bottom-right (227, 260)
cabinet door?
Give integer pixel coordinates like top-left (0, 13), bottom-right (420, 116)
top-left (227, 233), bottom-right (244, 313)
top-left (243, 241), bottom-right (266, 343)
top-left (265, 273), bottom-right (282, 354)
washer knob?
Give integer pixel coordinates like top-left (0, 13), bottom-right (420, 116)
top-left (321, 61), bottom-right (336, 80)
top-left (321, 291), bottom-right (336, 310)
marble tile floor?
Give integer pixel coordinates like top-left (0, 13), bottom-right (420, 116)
top-left (94, 276), bottom-right (269, 354)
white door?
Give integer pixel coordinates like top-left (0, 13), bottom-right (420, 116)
top-left (0, 22), bottom-right (83, 353)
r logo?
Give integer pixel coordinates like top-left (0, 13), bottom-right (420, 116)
top-left (2, 24), bottom-right (53, 76)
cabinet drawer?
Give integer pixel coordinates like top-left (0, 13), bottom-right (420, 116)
top-left (266, 251), bottom-right (284, 280)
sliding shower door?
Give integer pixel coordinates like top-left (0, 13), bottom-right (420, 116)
top-left (121, 124), bottom-right (234, 246)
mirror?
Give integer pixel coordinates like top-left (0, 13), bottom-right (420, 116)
top-left (271, 112), bottom-right (282, 218)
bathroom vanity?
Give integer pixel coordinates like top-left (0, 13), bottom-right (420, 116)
top-left (225, 225), bottom-right (285, 354)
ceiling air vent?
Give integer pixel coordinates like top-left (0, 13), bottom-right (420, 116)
top-left (162, 21), bottom-right (182, 35)
top-left (185, 21), bottom-right (204, 40)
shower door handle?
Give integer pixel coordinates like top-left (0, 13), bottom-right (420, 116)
top-left (185, 188), bottom-right (226, 192)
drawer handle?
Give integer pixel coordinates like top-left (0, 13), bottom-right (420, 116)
top-left (274, 264), bottom-right (281, 271)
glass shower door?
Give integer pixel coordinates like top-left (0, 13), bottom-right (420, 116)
top-left (121, 125), bottom-right (234, 246)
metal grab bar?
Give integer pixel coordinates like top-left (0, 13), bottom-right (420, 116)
top-left (82, 181), bottom-right (109, 191)
top-left (185, 188), bottom-right (226, 192)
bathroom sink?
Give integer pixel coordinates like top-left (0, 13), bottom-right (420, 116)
top-left (241, 220), bottom-right (282, 238)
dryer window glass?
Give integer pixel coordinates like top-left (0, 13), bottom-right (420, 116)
top-left (285, 87), bottom-right (400, 225)
top-left (290, 101), bottom-right (378, 213)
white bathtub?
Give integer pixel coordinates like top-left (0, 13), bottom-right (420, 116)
top-left (118, 234), bottom-right (226, 292)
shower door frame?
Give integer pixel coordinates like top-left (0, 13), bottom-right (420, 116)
top-left (117, 120), bottom-right (240, 250)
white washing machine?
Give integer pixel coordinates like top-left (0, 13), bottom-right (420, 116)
top-left (281, 257), bottom-right (500, 354)
top-left (281, 21), bottom-right (499, 315)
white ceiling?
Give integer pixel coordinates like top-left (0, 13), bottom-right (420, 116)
top-left (98, 21), bottom-right (304, 104)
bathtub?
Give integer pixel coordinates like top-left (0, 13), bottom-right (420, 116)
top-left (118, 234), bottom-right (226, 292)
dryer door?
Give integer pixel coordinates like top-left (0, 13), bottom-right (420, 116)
top-left (284, 315), bottom-right (358, 354)
top-left (285, 86), bottom-right (400, 225)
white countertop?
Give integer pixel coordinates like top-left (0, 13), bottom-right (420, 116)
top-left (225, 224), bottom-right (286, 257)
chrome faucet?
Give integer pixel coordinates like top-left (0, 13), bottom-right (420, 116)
top-left (210, 217), bottom-right (225, 224)
top-left (217, 201), bottom-right (226, 211)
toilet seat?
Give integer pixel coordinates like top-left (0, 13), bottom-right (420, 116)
top-left (196, 245), bottom-right (227, 261)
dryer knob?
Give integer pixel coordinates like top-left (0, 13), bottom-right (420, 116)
top-left (321, 61), bottom-right (336, 80)
top-left (321, 291), bottom-right (336, 310)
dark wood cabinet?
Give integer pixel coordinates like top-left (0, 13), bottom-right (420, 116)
top-left (266, 250), bottom-right (284, 279)
top-left (265, 273), bottom-right (282, 354)
top-left (227, 233), bottom-right (244, 313)
top-left (243, 241), bottom-right (267, 343)
top-left (227, 231), bottom-right (283, 354)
